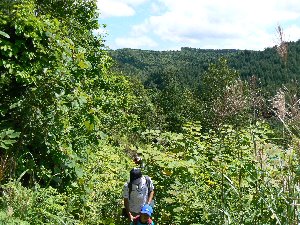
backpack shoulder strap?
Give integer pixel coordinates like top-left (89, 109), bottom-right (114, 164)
top-left (144, 175), bottom-right (151, 197)
top-left (145, 175), bottom-right (150, 190)
top-left (128, 182), bottom-right (132, 200)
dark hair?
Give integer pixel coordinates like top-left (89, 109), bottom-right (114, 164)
top-left (130, 168), bottom-right (142, 182)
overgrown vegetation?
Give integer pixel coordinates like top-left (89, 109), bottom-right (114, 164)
top-left (1, 1), bottom-right (300, 224)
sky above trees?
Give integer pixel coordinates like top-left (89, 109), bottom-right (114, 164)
top-left (97, 0), bottom-right (300, 51)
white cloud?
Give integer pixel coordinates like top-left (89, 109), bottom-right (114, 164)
top-left (98, 0), bottom-right (134, 17)
top-left (100, 0), bottom-right (300, 50)
top-left (284, 25), bottom-right (300, 42)
top-left (115, 36), bottom-right (158, 49)
top-left (131, 0), bottom-right (300, 49)
top-left (98, 0), bottom-right (148, 18)
top-left (150, 2), bottom-right (166, 14)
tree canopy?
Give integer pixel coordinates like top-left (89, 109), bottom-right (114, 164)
top-left (1, 1), bottom-right (300, 224)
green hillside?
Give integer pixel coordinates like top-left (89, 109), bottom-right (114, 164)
top-left (110, 47), bottom-right (241, 89)
top-left (1, 1), bottom-right (300, 224)
top-left (110, 40), bottom-right (300, 96)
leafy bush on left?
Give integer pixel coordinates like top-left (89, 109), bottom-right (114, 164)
top-left (0, 181), bottom-right (78, 224)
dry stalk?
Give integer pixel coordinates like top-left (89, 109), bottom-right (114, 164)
top-left (272, 88), bottom-right (286, 121)
top-left (213, 79), bottom-right (248, 120)
top-left (0, 155), bottom-right (9, 182)
top-left (276, 25), bottom-right (288, 66)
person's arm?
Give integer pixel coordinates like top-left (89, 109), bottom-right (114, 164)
top-left (124, 198), bottom-right (134, 221)
top-left (147, 190), bottom-right (154, 205)
top-left (123, 182), bottom-right (134, 221)
top-left (147, 177), bottom-right (155, 204)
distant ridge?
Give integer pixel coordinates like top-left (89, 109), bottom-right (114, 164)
top-left (110, 39), bottom-right (300, 96)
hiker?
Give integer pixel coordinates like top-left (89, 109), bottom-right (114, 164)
top-left (133, 153), bottom-right (145, 169)
top-left (130, 204), bottom-right (155, 225)
top-left (123, 168), bottom-right (155, 221)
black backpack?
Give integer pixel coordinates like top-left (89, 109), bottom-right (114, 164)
top-left (128, 175), bottom-right (151, 200)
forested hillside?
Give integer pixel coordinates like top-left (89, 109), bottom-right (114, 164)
top-left (110, 41), bottom-right (300, 133)
top-left (230, 41), bottom-right (300, 95)
top-left (110, 40), bottom-right (300, 95)
top-left (110, 48), bottom-right (241, 90)
top-left (1, 1), bottom-right (300, 225)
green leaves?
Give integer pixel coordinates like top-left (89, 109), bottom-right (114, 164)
top-left (0, 181), bottom-right (78, 224)
top-left (2, 1), bottom-right (299, 225)
top-left (0, 128), bottom-right (20, 150)
top-left (138, 121), bottom-right (296, 224)
top-left (0, 31), bottom-right (10, 39)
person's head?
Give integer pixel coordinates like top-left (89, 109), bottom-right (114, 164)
top-left (140, 204), bottom-right (153, 222)
top-left (134, 153), bottom-right (142, 164)
top-left (130, 168), bottom-right (142, 183)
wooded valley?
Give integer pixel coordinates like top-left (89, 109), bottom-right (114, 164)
top-left (1, 0), bottom-right (300, 224)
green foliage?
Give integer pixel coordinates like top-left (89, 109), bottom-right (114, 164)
top-left (0, 211), bottom-right (30, 225)
top-left (0, 128), bottom-right (20, 182)
top-left (199, 57), bottom-right (239, 101)
top-left (0, 0), bottom-right (149, 189)
top-left (110, 41), bottom-right (300, 98)
top-left (2, 1), bottom-right (300, 225)
top-left (138, 122), bottom-right (300, 224)
top-left (34, 0), bottom-right (100, 33)
top-left (0, 140), bottom-right (134, 225)
top-left (0, 181), bottom-right (78, 224)
top-left (0, 128), bottom-right (20, 150)
top-left (0, 1), bottom-right (157, 223)
top-left (3, 121), bottom-right (300, 224)
top-left (198, 58), bottom-right (250, 129)
top-left (145, 69), bottom-right (202, 132)
top-left (110, 42), bottom-right (300, 131)
top-left (110, 48), bottom-right (240, 90)
top-left (74, 141), bottom-right (133, 224)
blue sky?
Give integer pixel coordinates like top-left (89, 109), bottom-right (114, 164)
top-left (96, 0), bottom-right (300, 51)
